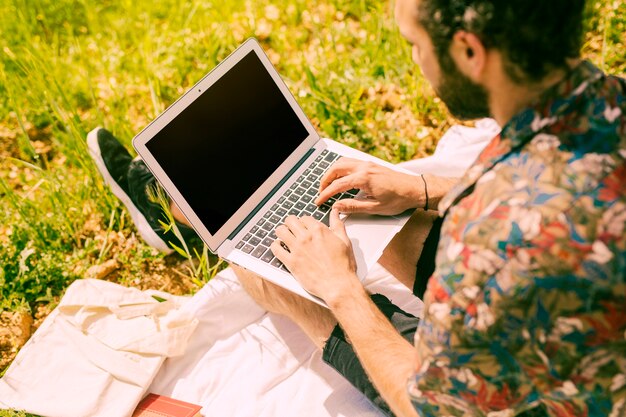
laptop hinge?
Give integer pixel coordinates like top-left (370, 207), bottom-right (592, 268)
top-left (226, 148), bottom-right (316, 242)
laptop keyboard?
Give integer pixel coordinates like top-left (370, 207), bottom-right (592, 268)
top-left (234, 150), bottom-right (358, 271)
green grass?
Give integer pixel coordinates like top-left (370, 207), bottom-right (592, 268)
top-left (0, 411), bottom-right (33, 417)
top-left (0, 1), bottom-right (624, 411)
top-left (0, 0), bottom-right (445, 318)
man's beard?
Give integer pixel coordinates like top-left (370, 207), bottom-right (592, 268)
top-left (435, 54), bottom-right (491, 120)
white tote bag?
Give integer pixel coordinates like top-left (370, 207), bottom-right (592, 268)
top-left (0, 279), bottom-right (198, 417)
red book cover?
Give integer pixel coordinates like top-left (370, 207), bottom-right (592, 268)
top-left (132, 393), bottom-right (203, 417)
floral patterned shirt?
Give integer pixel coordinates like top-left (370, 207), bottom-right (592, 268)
top-left (409, 61), bottom-right (626, 416)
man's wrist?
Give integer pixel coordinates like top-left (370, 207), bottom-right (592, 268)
top-left (417, 174), bottom-right (457, 211)
top-left (325, 274), bottom-right (369, 311)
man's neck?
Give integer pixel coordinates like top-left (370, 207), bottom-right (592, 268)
top-left (487, 57), bottom-right (578, 127)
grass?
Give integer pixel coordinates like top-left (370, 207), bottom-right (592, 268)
top-left (0, 0), bottom-right (624, 414)
top-left (0, 0), bottom-right (448, 323)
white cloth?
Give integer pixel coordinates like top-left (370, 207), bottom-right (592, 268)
top-left (0, 279), bottom-right (198, 417)
top-left (148, 264), bottom-right (423, 417)
top-left (0, 120), bottom-right (497, 417)
top-left (398, 118), bottom-right (500, 177)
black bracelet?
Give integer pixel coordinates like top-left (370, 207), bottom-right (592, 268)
top-left (420, 174), bottom-right (429, 211)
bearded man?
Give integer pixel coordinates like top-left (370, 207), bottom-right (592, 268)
top-left (233, 1), bottom-right (626, 416)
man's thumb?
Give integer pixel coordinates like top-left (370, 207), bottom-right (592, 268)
top-left (329, 208), bottom-right (345, 231)
top-left (329, 208), bottom-right (350, 245)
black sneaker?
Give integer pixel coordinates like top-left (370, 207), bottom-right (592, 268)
top-left (87, 127), bottom-right (197, 254)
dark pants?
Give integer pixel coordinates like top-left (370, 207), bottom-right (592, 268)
top-left (321, 217), bottom-right (444, 416)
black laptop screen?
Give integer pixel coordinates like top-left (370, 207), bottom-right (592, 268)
top-left (146, 51), bottom-right (309, 235)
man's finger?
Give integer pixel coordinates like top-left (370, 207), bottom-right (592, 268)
top-left (319, 166), bottom-right (351, 192)
top-left (270, 240), bottom-right (291, 264)
top-left (283, 215), bottom-right (308, 236)
top-left (328, 207), bottom-right (347, 233)
top-left (319, 157), bottom-right (361, 191)
top-left (300, 215), bottom-right (323, 230)
top-left (316, 173), bottom-right (365, 205)
top-left (275, 223), bottom-right (297, 246)
top-left (329, 208), bottom-right (353, 250)
top-left (333, 198), bottom-right (379, 214)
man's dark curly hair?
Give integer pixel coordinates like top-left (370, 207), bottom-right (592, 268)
top-left (418, 0), bottom-right (586, 83)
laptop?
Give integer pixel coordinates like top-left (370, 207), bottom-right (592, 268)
top-left (133, 38), bottom-right (412, 306)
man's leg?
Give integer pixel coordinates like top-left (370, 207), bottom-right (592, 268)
top-left (378, 209), bottom-right (439, 291)
top-left (231, 264), bottom-right (337, 349)
top-left (87, 127), bottom-right (196, 253)
top-left (170, 201), bottom-right (188, 227)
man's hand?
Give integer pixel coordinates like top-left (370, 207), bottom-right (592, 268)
top-left (270, 209), bottom-right (360, 303)
top-left (316, 157), bottom-right (424, 215)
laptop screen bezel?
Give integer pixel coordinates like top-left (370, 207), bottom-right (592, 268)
top-left (132, 38), bottom-right (320, 253)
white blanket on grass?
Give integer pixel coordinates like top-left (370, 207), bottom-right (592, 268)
top-left (0, 119), bottom-right (498, 417)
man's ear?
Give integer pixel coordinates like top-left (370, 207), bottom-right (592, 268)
top-left (450, 31), bottom-right (487, 81)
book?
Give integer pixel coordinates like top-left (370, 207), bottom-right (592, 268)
top-left (132, 393), bottom-right (202, 417)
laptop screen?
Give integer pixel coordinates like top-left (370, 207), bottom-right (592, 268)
top-left (146, 51), bottom-right (309, 235)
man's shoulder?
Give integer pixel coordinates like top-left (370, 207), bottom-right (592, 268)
top-left (503, 65), bottom-right (625, 203)
top-left (544, 66), bottom-right (625, 157)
